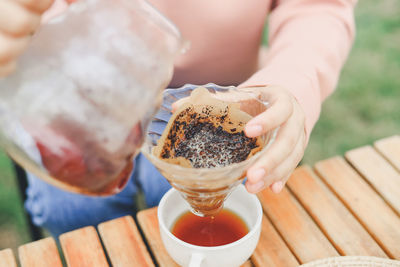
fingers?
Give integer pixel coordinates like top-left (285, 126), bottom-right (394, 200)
top-left (246, 128), bottom-right (305, 193)
top-left (0, 0), bottom-right (51, 77)
top-left (0, 34), bottom-right (30, 63)
top-left (0, 60), bottom-right (17, 77)
top-left (15, 0), bottom-right (54, 13)
top-left (0, 0), bottom-right (41, 36)
top-left (247, 101), bottom-right (304, 183)
top-left (245, 91), bottom-right (293, 138)
top-left (267, 131), bottom-right (305, 193)
top-left (242, 86), bottom-right (307, 194)
top-left (0, 5), bottom-right (32, 76)
top-left (270, 179), bottom-right (286, 194)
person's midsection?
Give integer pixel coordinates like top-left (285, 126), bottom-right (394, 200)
top-left (149, 0), bottom-right (271, 87)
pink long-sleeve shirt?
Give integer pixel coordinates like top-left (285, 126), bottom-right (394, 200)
top-left (45, 0), bottom-right (356, 137)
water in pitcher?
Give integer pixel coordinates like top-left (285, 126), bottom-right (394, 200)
top-left (0, 0), bottom-right (184, 195)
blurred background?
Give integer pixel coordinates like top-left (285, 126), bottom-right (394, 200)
top-left (0, 0), bottom-right (399, 251)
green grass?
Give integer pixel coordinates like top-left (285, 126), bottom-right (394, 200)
top-left (0, 151), bottom-right (30, 250)
top-left (0, 0), bottom-right (399, 250)
top-left (302, 0), bottom-right (400, 164)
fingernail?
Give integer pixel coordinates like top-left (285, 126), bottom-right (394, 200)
top-left (245, 124), bottom-right (263, 136)
top-left (249, 180), bottom-right (265, 193)
top-left (248, 168), bottom-right (265, 182)
top-left (271, 181), bottom-right (284, 194)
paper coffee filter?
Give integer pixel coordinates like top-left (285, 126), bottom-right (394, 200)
top-left (142, 84), bottom-right (277, 216)
top-left (153, 87), bottom-right (263, 168)
top-left (149, 87), bottom-right (267, 216)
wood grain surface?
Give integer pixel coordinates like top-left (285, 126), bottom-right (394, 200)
top-left (98, 216), bottom-right (154, 267)
top-left (0, 249), bottom-right (17, 267)
top-left (315, 157), bottom-right (400, 259)
top-left (287, 166), bottom-right (386, 257)
top-left (251, 215), bottom-right (298, 267)
top-left (346, 146), bottom-right (400, 215)
top-left (374, 135), bottom-right (400, 172)
top-left (19, 237), bottom-right (62, 267)
top-left (257, 186), bottom-right (339, 263)
top-left (60, 226), bottom-right (108, 267)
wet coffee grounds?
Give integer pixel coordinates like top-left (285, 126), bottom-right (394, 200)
top-left (161, 110), bottom-right (259, 168)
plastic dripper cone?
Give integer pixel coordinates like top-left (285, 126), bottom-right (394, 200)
top-left (142, 84), bottom-right (277, 216)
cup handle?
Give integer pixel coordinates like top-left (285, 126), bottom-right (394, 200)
top-left (188, 252), bottom-right (204, 267)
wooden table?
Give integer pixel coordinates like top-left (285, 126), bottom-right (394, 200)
top-left (1, 135), bottom-right (400, 267)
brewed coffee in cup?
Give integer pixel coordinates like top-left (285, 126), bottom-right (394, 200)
top-left (158, 184), bottom-right (262, 267)
top-left (171, 208), bottom-right (249, 247)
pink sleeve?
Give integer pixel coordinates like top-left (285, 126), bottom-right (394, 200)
top-left (240, 0), bottom-right (357, 139)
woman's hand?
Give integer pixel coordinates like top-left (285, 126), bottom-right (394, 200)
top-left (242, 85), bottom-right (307, 194)
top-left (0, 0), bottom-right (53, 77)
top-left (171, 84), bottom-right (307, 194)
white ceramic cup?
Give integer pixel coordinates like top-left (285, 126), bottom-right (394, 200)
top-left (158, 184), bottom-right (262, 267)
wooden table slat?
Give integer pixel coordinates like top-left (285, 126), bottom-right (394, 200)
top-left (18, 237), bottom-right (62, 267)
top-left (0, 249), bottom-right (17, 267)
top-left (345, 146), bottom-right (400, 215)
top-left (252, 215), bottom-right (298, 267)
top-left (287, 166), bottom-right (386, 257)
top-left (241, 261), bottom-right (254, 267)
top-left (315, 157), bottom-right (400, 259)
top-left (98, 216), bottom-right (154, 267)
top-left (6, 136), bottom-right (400, 266)
top-left (137, 207), bottom-right (253, 267)
top-left (374, 135), bottom-right (400, 172)
top-left (257, 186), bottom-right (339, 264)
top-left (60, 226), bottom-right (108, 267)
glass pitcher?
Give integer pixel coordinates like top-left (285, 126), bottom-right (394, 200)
top-left (0, 0), bottom-right (184, 195)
